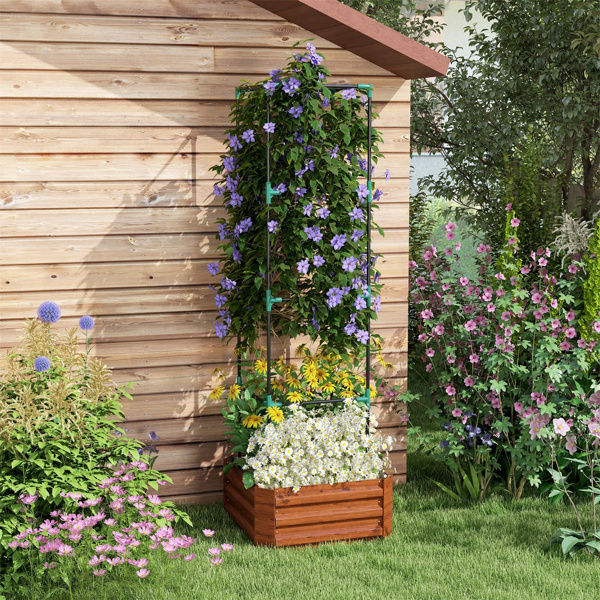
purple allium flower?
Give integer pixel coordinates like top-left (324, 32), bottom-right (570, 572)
top-left (297, 259), bottom-right (310, 275)
top-left (215, 321), bottom-right (227, 339)
top-left (227, 134), bottom-right (242, 151)
top-left (79, 315), bottom-right (94, 330)
top-left (303, 203), bottom-right (313, 216)
top-left (288, 105), bottom-right (303, 118)
top-left (34, 356), bottom-right (51, 373)
top-left (37, 301), bottom-right (61, 324)
top-left (351, 229), bottom-right (364, 242)
top-left (331, 234), bottom-right (347, 251)
top-left (223, 156), bottom-right (236, 172)
top-left (329, 145), bottom-right (338, 159)
top-left (296, 187), bottom-right (307, 197)
top-left (214, 294), bottom-right (227, 309)
top-left (326, 287), bottom-right (344, 308)
top-left (242, 129), bottom-right (255, 143)
top-left (263, 81), bottom-right (278, 95)
top-left (349, 207), bottom-right (365, 222)
top-left (342, 257), bottom-right (358, 272)
top-left (207, 262), bottom-right (220, 276)
top-left (316, 207), bottom-right (330, 219)
top-left (313, 255), bottom-right (325, 267)
top-left (213, 185), bottom-right (224, 196)
top-left (221, 277), bottom-right (236, 291)
top-left (354, 296), bottom-right (367, 310)
top-left (356, 184), bottom-right (369, 200)
top-left (267, 220), bottom-right (278, 233)
top-left (355, 329), bottom-right (369, 344)
top-left (282, 77), bottom-right (301, 95)
top-left (263, 122), bottom-right (276, 134)
top-left (341, 88), bottom-right (356, 100)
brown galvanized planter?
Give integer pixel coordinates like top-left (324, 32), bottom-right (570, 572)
top-left (223, 459), bottom-right (393, 547)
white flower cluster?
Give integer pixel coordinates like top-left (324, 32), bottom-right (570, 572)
top-left (245, 400), bottom-right (394, 492)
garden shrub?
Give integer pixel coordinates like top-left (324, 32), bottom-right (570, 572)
top-left (0, 304), bottom-right (172, 578)
top-left (404, 207), bottom-right (600, 500)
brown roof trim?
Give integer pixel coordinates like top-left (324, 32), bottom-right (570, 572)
top-left (250, 0), bottom-right (449, 79)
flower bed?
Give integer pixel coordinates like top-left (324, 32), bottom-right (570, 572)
top-left (223, 460), bottom-right (392, 547)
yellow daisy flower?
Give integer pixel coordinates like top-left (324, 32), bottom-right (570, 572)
top-left (242, 414), bottom-right (264, 428)
top-left (228, 384), bottom-right (241, 400)
top-left (340, 389), bottom-right (355, 398)
top-left (254, 359), bottom-right (267, 375)
top-left (209, 385), bottom-right (225, 400)
top-left (286, 391), bottom-right (303, 403)
top-left (286, 377), bottom-right (301, 389)
top-left (266, 406), bottom-right (284, 424)
top-left (272, 379), bottom-right (285, 391)
top-left (369, 384), bottom-right (377, 396)
top-left (341, 378), bottom-right (353, 390)
top-left (321, 381), bottom-right (336, 394)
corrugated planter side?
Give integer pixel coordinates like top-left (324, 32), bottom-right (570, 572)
top-left (223, 459), bottom-right (393, 547)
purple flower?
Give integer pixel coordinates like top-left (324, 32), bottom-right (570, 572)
top-left (34, 356), bottom-right (51, 373)
top-left (303, 203), bottom-right (313, 216)
top-left (148, 431), bottom-right (161, 441)
top-left (297, 259), bottom-right (310, 275)
top-left (267, 220), bottom-right (278, 233)
top-left (355, 296), bottom-right (367, 310)
top-left (331, 234), bottom-right (347, 251)
top-left (263, 122), bottom-right (276, 134)
top-left (227, 134), bottom-right (242, 151)
top-left (242, 129), bottom-right (255, 143)
top-left (221, 277), bottom-right (236, 291)
top-left (223, 156), bottom-right (236, 172)
top-left (316, 207), bottom-right (330, 219)
top-left (355, 329), bottom-right (369, 344)
top-left (304, 226), bottom-right (323, 242)
top-left (341, 88), bottom-right (356, 100)
top-left (229, 192), bottom-right (243, 207)
top-left (232, 246), bottom-right (242, 263)
top-left (373, 189), bottom-right (383, 201)
top-left (321, 97), bottom-right (330, 108)
top-left (307, 43), bottom-right (323, 66)
top-left (238, 218), bottom-right (252, 233)
top-left (263, 81), bottom-right (277, 95)
top-left (276, 182), bottom-right (287, 193)
top-left (295, 187), bottom-right (307, 198)
top-left (349, 207), bottom-right (365, 222)
top-left (213, 185), bottom-right (224, 196)
top-left (318, 72), bottom-right (326, 81)
top-left (342, 257), bottom-right (358, 272)
top-left (351, 229), bottom-right (364, 242)
top-left (385, 169), bottom-right (391, 180)
top-left (356, 184), bottom-right (369, 200)
top-left (218, 224), bottom-right (229, 240)
top-left (215, 321), bottom-right (227, 339)
top-left (313, 255), bottom-right (325, 267)
top-left (226, 175), bottom-right (239, 192)
top-left (329, 146), bottom-right (338, 159)
top-left (269, 69), bottom-right (282, 81)
top-left (326, 288), bottom-right (344, 308)
top-left (344, 322), bottom-right (357, 335)
top-left (214, 294), bottom-right (227, 309)
top-left (79, 315), bottom-right (94, 330)
top-left (288, 105), bottom-right (303, 118)
top-left (282, 77), bottom-right (301, 95)
top-left (37, 301), bottom-right (61, 324)
top-left (373, 296), bottom-right (381, 313)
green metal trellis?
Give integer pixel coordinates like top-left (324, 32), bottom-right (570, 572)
top-left (233, 82), bottom-right (376, 411)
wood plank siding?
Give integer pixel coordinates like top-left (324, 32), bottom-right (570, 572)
top-left (0, 0), bottom-right (410, 503)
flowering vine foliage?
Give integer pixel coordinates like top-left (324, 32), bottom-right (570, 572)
top-left (208, 43), bottom-right (386, 356)
top-left (404, 207), bottom-right (600, 500)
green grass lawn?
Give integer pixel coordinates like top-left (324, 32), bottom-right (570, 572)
top-left (18, 367), bottom-right (599, 600)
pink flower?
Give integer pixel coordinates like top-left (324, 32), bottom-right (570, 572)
top-left (435, 324), bottom-right (445, 335)
top-left (565, 435), bottom-right (577, 456)
top-left (447, 355), bottom-right (456, 364)
top-left (444, 247), bottom-right (452, 256)
top-left (511, 218), bottom-right (520, 227)
top-left (531, 292), bottom-right (543, 304)
top-left (487, 303), bottom-right (496, 312)
top-left (202, 529), bottom-right (215, 537)
top-left (560, 341), bottom-right (573, 351)
top-left (136, 568), bottom-right (150, 578)
top-left (210, 557), bottom-right (223, 566)
top-left (452, 408), bottom-right (462, 418)
top-left (43, 562), bottom-right (57, 569)
top-left (538, 257), bottom-right (547, 266)
top-left (88, 555), bottom-right (105, 566)
top-left (446, 385), bottom-right (456, 396)
top-left (514, 402), bottom-right (523, 413)
top-left (93, 569), bottom-right (107, 577)
top-left (459, 277), bottom-right (469, 286)
top-left (446, 231), bottom-right (455, 241)
top-left (469, 354), bottom-right (480, 364)
top-left (529, 413), bottom-right (550, 440)
top-left (425, 348), bottom-right (435, 358)
top-left (445, 222), bottom-right (457, 232)
top-left (147, 495), bottom-right (161, 505)
top-left (564, 327), bottom-right (576, 339)
top-left (464, 377), bottom-right (475, 387)
top-left (208, 548), bottom-right (221, 556)
top-left (567, 309), bottom-right (575, 321)
top-left (456, 242), bottom-right (462, 251)
top-left (464, 320), bottom-right (476, 332)
top-left (593, 321), bottom-right (600, 334)
top-left (184, 554), bottom-right (196, 561)
top-left (408, 260), bottom-right (418, 270)
top-left (506, 203), bottom-right (512, 211)
top-left (221, 543), bottom-right (234, 551)
top-left (420, 309), bottom-right (433, 320)
top-left (553, 418), bottom-right (570, 437)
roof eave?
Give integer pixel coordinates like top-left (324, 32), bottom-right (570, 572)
top-left (250, 0), bottom-right (449, 79)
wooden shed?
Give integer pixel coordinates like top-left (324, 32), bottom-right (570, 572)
top-left (0, 0), bottom-right (448, 504)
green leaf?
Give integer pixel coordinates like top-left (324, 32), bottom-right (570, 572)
top-left (242, 471), bottom-right (255, 489)
top-left (561, 536), bottom-right (582, 555)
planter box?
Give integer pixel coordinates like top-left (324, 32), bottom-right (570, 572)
top-left (223, 459), bottom-right (393, 547)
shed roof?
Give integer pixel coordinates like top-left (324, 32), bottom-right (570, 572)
top-left (250, 0), bottom-right (450, 79)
